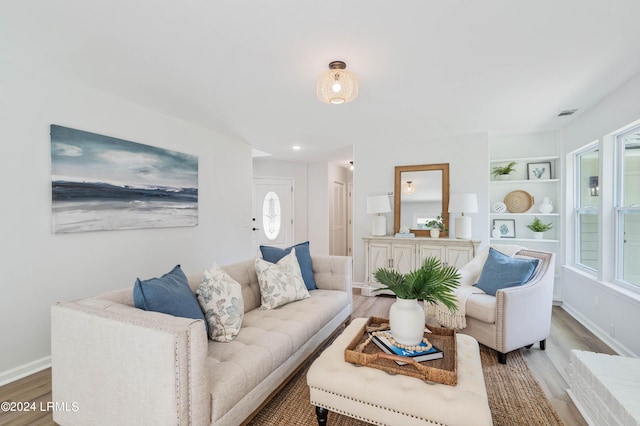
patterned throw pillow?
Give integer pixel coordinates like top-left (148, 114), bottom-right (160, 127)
top-left (255, 248), bottom-right (310, 309)
top-left (197, 263), bottom-right (244, 342)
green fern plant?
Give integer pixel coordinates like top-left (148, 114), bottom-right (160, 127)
top-left (374, 257), bottom-right (460, 312)
top-left (491, 161), bottom-right (517, 178)
top-left (526, 217), bottom-right (553, 232)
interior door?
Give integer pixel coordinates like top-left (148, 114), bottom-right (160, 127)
top-left (252, 178), bottom-right (293, 253)
top-left (331, 180), bottom-right (347, 255)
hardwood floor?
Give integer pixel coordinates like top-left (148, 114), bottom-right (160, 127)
top-left (0, 290), bottom-right (616, 426)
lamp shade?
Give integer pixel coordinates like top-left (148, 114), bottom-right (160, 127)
top-left (317, 61), bottom-right (358, 105)
top-left (448, 193), bottom-right (477, 239)
top-left (448, 193), bottom-right (478, 214)
top-left (366, 195), bottom-right (391, 214)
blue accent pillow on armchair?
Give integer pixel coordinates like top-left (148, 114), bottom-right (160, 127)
top-left (260, 241), bottom-right (317, 290)
top-left (474, 248), bottom-right (539, 296)
top-left (133, 265), bottom-right (208, 333)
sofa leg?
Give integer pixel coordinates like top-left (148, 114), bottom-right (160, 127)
top-left (497, 352), bottom-right (507, 364)
top-left (316, 406), bottom-right (328, 425)
top-left (524, 344), bottom-right (533, 349)
top-left (540, 339), bottom-right (546, 350)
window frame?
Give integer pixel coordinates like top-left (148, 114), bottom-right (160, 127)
top-left (573, 142), bottom-right (600, 274)
top-left (614, 125), bottom-right (640, 289)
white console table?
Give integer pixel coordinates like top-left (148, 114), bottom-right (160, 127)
top-left (362, 236), bottom-right (480, 296)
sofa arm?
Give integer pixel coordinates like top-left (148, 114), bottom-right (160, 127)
top-left (495, 253), bottom-right (555, 353)
top-left (51, 299), bottom-right (209, 425)
top-left (312, 255), bottom-right (352, 292)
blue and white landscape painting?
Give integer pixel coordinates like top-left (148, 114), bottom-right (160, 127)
top-left (51, 125), bottom-right (198, 233)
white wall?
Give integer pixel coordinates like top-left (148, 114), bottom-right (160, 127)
top-left (562, 72), bottom-right (640, 357)
top-left (307, 163), bottom-right (330, 256)
top-left (353, 133), bottom-right (489, 283)
top-left (252, 159), bottom-right (309, 243)
top-left (0, 58), bottom-right (253, 384)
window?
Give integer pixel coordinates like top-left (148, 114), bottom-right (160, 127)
top-left (262, 191), bottom-right (281, 241)
top-left (615, 127), bottom-right (640, 287)
top-left (574, 145), bottom-right (599, 271)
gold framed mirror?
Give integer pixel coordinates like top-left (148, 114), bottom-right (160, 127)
top-left (394, 163), bottom-right (450, 237)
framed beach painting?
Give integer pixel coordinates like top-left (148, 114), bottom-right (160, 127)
top-left (51, 125), bottom-right (198, 233)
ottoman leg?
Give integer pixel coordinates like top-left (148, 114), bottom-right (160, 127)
top-left (316, 406), bottom-right (328, 426)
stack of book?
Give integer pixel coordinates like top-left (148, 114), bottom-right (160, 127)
top-left (370, 330), bottom-right (443, 365)
top-left (394, 232), bottom-right (415, 238)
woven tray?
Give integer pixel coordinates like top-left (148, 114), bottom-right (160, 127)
top-left (504, 189), bottom-right (534, 213)
top-left (344, 317), bottom-right (457, 386)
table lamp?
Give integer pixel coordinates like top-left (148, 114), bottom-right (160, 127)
top-left (366, 195), bottom-right (391, 236)
top-left (448, 193), bottom-right (478, 239)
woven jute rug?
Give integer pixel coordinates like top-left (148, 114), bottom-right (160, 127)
top-left (249, 339), bottom-right (563, 426)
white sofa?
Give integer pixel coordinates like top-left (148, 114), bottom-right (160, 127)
top-left (51, 255), bottom-right (352, 425)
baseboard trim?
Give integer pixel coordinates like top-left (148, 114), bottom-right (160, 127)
top-left (561, 304), bottom-right (635, 357)
top-left (0, 356), bottom-right (51, 387)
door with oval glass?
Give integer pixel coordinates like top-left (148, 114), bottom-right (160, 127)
top-left (252, 177), bottom-right (293, 253)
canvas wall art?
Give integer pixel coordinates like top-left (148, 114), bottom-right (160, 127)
top-left (51, 125), bottom-right (198, 233)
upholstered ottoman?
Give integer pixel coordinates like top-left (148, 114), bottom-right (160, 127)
top-left (307, 318), bottom-right (492, 426)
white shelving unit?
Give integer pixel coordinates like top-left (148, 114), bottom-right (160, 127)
top-left (490, 133), bottom-right (563, 302)
top-left (490, 156), bottom-right (561, 244)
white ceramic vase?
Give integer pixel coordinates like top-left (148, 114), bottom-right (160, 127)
top-left (389, 298), bottom-right (425, 346)
top-left (533, 232), bottom-right (544, 239)
top-left (430, 228), bottom-right (440, 238)
top-left (538, 197), bottom-right (553, 214)
top-left (492, 226), bottom-right (502, 239)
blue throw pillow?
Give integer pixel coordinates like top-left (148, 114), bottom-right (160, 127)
top-left (133, 265), bottom-right (207, 332)
top-left (260, 241), bottom-right (317, 290)
top-left (474, 248), bottom-right (539, 296)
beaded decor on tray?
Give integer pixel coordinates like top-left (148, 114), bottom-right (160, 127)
top-left (355, 322), bottom-right (433, 353)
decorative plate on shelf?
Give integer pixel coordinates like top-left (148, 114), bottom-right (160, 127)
top-left (492, 202), bottom-right (507, 213)
top-left (504, 190), bottom-right (534, 213)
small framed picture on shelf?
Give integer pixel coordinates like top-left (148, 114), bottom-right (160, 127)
top-left (493, 219), bottom-right (516, 238)
top-left (527, 162), bottom-right (552, 180)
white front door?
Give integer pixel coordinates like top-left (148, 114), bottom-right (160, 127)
top-left (252, 178), bottom-right (293, 253)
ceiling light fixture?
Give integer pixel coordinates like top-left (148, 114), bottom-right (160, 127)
top-left (292, 144), bottom-right (301, 151)
top-left (317, 61), bottom-right (358, 105)
top-left (403, 180), bottom-right (416, 194)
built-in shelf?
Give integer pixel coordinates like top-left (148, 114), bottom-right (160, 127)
top-left (490, 179), bottom-right (560, 184)
top-left (491, 156), bottom-right (560, 163)
top-left (491, 213), bottom-right (559, 217)
top-left (490, 238), bottom-right (560, 243)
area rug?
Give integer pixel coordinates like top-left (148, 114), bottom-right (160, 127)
top-left (249, 343), bottom-right (563, 426)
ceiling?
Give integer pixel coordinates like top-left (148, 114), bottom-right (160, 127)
top-left (3, 1), bottom-right (640, 165)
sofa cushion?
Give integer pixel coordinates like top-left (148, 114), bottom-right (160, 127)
top-left (205, 288), bottom-right (349, 422)
top-left (133, 265), bottom-right (207, 332)
top-left (255, 249), bottom-right (310, 309)
top-left (474, 248), bottom-right (539, 296)
top-left (197, 263), bottom-right (244, 342)
top-left (465, 293), bottom-right (497, 324)
top-left (260, 241), bottom-right (317, 290)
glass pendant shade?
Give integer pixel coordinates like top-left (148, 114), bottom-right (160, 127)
top-left (317, 61), bottom-right (358, 104)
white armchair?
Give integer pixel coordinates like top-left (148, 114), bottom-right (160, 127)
top-left (454, 246), bottom-right (556, 364)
